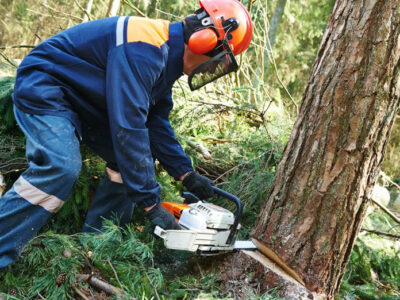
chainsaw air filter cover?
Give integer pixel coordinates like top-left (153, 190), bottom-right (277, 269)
top-left (179, 202), bottom-right (235, 230)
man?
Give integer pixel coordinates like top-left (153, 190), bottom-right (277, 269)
top-left (0, 0), bottom-right (252, 268)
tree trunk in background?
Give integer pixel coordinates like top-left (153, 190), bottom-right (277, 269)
top-left (222, 1), bottom-right (400, 299)
top-left (267, 0), bottom-right (287, 51)
top-left (106, 0), bottom-right (121, 17)
top-left (82, 0), bottom-right (93, 23)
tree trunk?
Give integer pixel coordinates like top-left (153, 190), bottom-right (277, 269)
top-left (267, 0), bottom-right (287, 51)
top-left (82, 0), bottom-right (93, 23)
top-left (106, 0), bottom-right (121, 17)
top-left (223, 1), bottom-right (400, 299)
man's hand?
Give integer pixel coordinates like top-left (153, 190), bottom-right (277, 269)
top-left (145, 203), bottom-right (181, 230)
top-left (182, 171), bottom-right (214, 199)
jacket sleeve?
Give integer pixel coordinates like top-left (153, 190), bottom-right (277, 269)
top-left (147, 93), bottom-right (194, 180)
top-left (105, 43), bottom-right (164, 209)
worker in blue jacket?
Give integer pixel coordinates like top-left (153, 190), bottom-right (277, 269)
top-left (0, 0), bottom-right (252, 268)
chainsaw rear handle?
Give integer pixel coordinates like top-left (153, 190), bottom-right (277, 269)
top-left (211, 186), bottom-right (243, 245)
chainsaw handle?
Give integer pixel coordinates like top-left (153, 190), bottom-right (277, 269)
top-left (212, 186), bottom-right (242, 245)
top-left (182, 192), bottom-right (201, 204)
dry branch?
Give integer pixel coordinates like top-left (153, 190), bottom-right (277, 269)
top-left (74, 0), bottom-right (93, 22)
top-left (0, 45), bottom-right (35, 50)
top-left (185, 139), bottom-right (212, 160)
top-left (201, 137), bottom-right (237, 144)
top-left (0, 52), bottom-right (17, 68)
top-left (76, 274), bottom-right (124, 298)
top-left (41, 3), bottom-right (83, 21)
top-left (370, 197), bottom-right (400, 225)
top-left (73, 286), bottom-right (90, 300)
top-left (361, 228), bottom-right (400, 240)
top-left (122, 0), bottom-right (147, 17)
top-left (107, 260), bottom-right (123, 289)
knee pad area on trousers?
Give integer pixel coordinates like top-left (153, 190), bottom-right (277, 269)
top-left (22, 154), bottom-right (82, 202)
top-left (58, 157), bottom-right (82, 183)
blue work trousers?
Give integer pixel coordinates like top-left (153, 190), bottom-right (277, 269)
top-left (0, 107), bottom-right (133, 268)
top-left (82, 176), bottom-right (135, 233)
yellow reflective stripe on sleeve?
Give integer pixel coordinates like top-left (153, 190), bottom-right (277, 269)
top-left (14, 176), bottom-right (64, 213)
top-left (126, 17), bottom-right (170, 48)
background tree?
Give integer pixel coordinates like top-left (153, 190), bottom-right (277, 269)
top-left (266, 0), bottom-right (286, 56)
top-left (221, 0), bottom-right (400, 299)
top-left (106, 0), bottom-right (120, 17)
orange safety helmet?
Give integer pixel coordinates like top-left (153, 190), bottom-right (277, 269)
top-left (188, 0), bottom-right (253, 56)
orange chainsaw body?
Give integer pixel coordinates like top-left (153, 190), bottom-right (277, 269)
top-left (161, 202), bottom-right (190, 219)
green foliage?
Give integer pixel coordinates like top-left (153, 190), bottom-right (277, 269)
top-left (0, 76), bottom-right (25, 183)
top-left (79, 223), bottom-right (163, 298)
top-left (165, 273), bottom-right (220, 299)
top-left (0, 224), bottom-right (157, 298)
top-left (271, 0), bottom-right (336, 104)
top-left (338, 211), bottom-right (400, 299)
top-left (382, 118), bottom-right (400, 181)
top-left (0, 232), bottom-right (85, 299)
top-left (0, 223), bottom-right (227, 299)
top-left (0, 77), bottom-right (16, 132)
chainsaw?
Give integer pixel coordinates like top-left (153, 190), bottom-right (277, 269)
top-left (154, 186), bottom-right (257, 255)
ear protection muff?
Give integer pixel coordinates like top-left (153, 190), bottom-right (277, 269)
top-left (188, 28), bottom-right (218, 54)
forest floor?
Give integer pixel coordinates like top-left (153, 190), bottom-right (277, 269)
top-left (0, 204), bottom-right (399, 299)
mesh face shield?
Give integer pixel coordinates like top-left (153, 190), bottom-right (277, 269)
top-left (188, 39), bottom-right (239, 91)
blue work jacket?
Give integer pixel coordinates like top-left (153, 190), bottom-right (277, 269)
top-left (13, 16), bottom-right (194, 208)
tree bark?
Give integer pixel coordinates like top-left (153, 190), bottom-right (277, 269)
top-left (223, 1), bottom-right (400, 299)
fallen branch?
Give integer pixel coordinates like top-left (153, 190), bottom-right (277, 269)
top-left (201, 137), bottom-right (237, 144)
top-left (380, 171), bottom-right (400, 191)
top-left (0, 52), bottom-right (17, 68)
top-left (185, 139), bottom-right (212, 160)
top-left (145, 273), bottom-right (161, 300)
top-left (188, 99), bottom-right (260, 118)
top-left (374, 278), bottom-right (400, 296)
top-left (76, 274), bottom-right (124, 299)
top-left (361, 228), bottom-right (400, 240)
top-left (0, 157), bottom-right (27, 170)
top-left (107, 260), bottom-right (123, 289)
top-left (41, 2), bottom-right (83, 21)
top-left (0, 45), bottom-right (35, 50)
top-left (214, 151), bottom-right (272, 182)
top-left (370, 197), bottom-right (400, 225)
top-left (73, 286), bottom-right (90, 300)
top-left (37, 291), bottom-right (46, 299)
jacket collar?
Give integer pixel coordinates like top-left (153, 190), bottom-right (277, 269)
top-left (166, 21), bottom-right (184, 85)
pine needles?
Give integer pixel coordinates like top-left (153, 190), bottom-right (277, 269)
top-left (0, 77), bottom-right (16, 133)
top-left (339, 211), bottom-right (400, 300)
top-left (0, 223), bottom-right (163, 299)
top-left (1, 232), bottom-right (85, 299)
